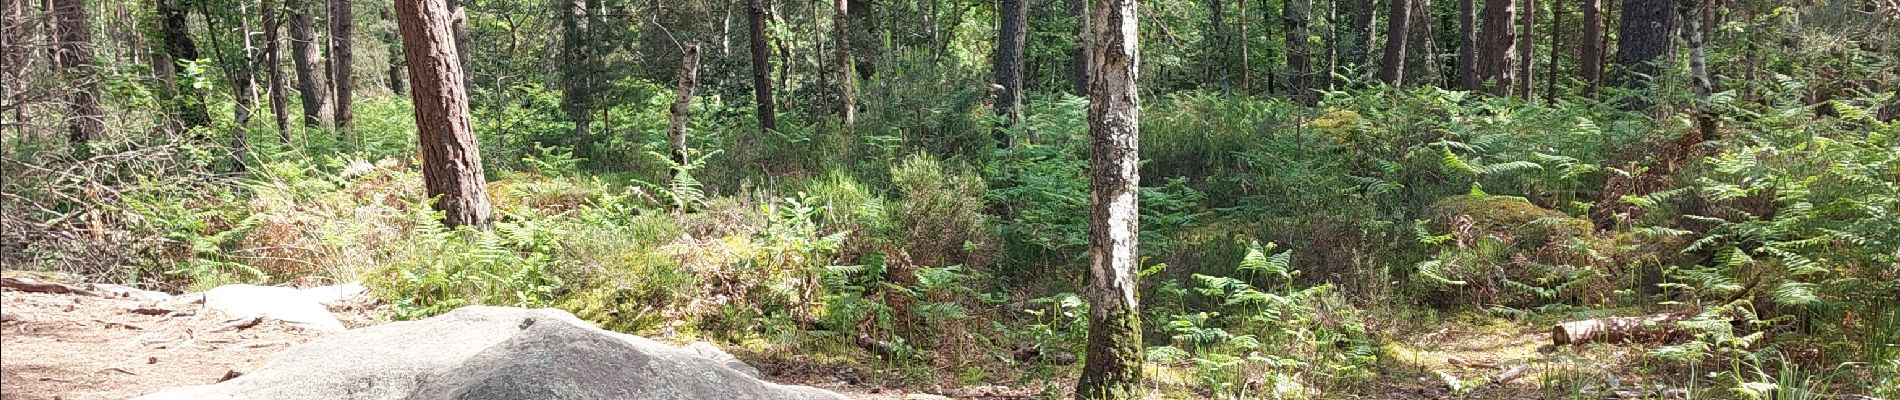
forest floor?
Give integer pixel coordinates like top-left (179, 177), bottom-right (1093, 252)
top-left (0, 280), bottom-right (934, 400)
top-left (0, 275), bottom-right (1669, 400)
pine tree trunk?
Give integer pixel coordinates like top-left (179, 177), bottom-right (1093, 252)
top-left (156, 0), bottom-right (210, 134)
top-left (995, 0), bottom-right (1026, 138)
top-left (1612, 0), bottom-right (1673, 102)
top-left (2, 0), bottom-right (23, 136)
top-left (1238, 0), bottom-right (1250, 93)
top-left (1579, 0), bottom-right (1603, 98)
top-left (1403, 0), bottom-right (1438, 86)
top-left (51, 0), bottom-right (100, 153)
top-left (394, 0), bottom-right (492, 229)
top-left (1208, 0), bottom-right (1226, 88)
top-left (1071, 0), bottom-right (1089, 93)
top-left (668, 42), bottom-right (700, 176)
top-left (1075, 0), bottom-right (1143, 398)
top-left (1283, 0), bottom-right (1314, 103)
top-left (1477, 0), bottom-right (1516, 95)
top-left (328, 0), bottom-right (354, 138)
top-left (1545, 0), bottom-right (1560, 102)
top-left (287, 0), bottom-right (331, 129)
top-left (832, 0), bottom-right (854, 127)
top-left (1378, 0), bottom-right (1412, 85)
top-left (1456, 0), bottom-right (1479, 90)
top-left (262, 0), bottom-right (291, 141)
top-left (1517, 0), bottom-right (1535, 99)
top-left (745, 0), bottom-right (775, 132)
top-left (559, 0), bottom-right (592, 139)
top-left (382, 9), bottom-right (404, 95)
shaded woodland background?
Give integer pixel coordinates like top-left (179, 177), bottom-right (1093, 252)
top-left (2, 0), bottom-right (1897, 397)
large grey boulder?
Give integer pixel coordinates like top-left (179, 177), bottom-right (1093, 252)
top-left (134, 306), bottom-right (846, 400)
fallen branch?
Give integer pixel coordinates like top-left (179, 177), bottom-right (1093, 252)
top-left (1551, 313), bottom-right (1684, 346)
top-left (211, 316), bottom-right (264, 332)
top-left (1, 277), bottom-right (95, 296)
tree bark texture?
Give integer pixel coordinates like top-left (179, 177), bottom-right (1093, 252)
top-left (1071, 0), bottom-right (1089, 93)
top-left (1378, 0), bottom-right (1412, 85)
top-left (1580, 0), bottom-right (1602, 98)
top-left (262, 0), bottom-right (291, 141)
top-left (382, 9), bottom-right (404, 96)
top-left (51, 0), bottom-right (100, 151)
top-left (995, 0), bottom-right (1026, 136)
top-left (745, 0), bottom-right (775, 131)
top-left (559, 0), bottom-right (593, 139)
top-left (328, 0), bottom-right (354, 137)
top-left (1283, 0), bottom-right (1314, 103)
top-left (1517, 0), bottom-right (1535, 99)
top-left (2, 0), bottom-right (23, 131)
top-left (668, 42), bottom-right (701, 173)
top-left (1477, 0), bottom-right (1516, 95)
top-left (287, 0), bottom-right (331, 129)
top-left (1612, 0), bottom-right (1674, 103)
top-left (1075, 0), bottom-right (1142, 398)
top-left (832, 0), bottom-right (854, 127)
top-left (1680, 0), bottom-right (1713, 138)
top-left (156, 0), bottom-right (210, 133)
top-left (394, 0), bottom-right (493, 229)
top-left (1456, 0), bottom-right (1479, 90)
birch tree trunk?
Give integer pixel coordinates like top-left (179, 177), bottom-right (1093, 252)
top-left (1075, 0), bottom-right (1143, 397)
top-left (668, 42), bottom-right (701, 175)
top-left (832, 0), bottom-right (854, 127)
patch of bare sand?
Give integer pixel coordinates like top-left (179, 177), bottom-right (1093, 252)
top-left (1, 288), bottom-right (342, 400)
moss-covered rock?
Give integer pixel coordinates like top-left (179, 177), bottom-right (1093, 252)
top-left (1426, 194), bottom-right (1594, 248)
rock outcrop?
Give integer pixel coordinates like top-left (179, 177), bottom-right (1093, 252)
top-left (134, 306), bottom-right (846, 400)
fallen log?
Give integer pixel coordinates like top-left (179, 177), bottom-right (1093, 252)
top-left (1, 277), bottom-right (95, 296)
top-left (1551, 313), bottom-right (1684, 346)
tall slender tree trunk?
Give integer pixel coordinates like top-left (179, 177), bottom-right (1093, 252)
top-left (1238, 0), bottom-right (1250, 93)
top-left (995, 0), bottom-right (1026, 139)
top-left (1680, 0), bottom-right (1713, 138)
top-left (832, 0), bottom-right (854, 127)
top-left (328, 0), bottom-right (353, 139)
top-left (745, 0), bottom-right (775, 131)
top-left (262, 0), bottom-right (291, 141)
top-left (233, 1), bottom-right (258, 171)
top-left (1071, 0), bottom-right (1089, 93)
top-left (395, 0), bottom-right (492, 229)
top-left (1403, 0), bottom-right (1438, 86)
top-left (1321, 0), bottom-right (1337, 91)
top-left (287, 0), bottom-right (330, 129)
top-left (1208, 0), bottom-right (1226, 88)
top-left (51, 0), bottom-right (100, 153)
top-left (559, 0), bottom-right (592, 139)
top-left (1517, 0), bottom-right (1535, 99)
top-left (2, 0), bottom-right (23, 135)
top-left (1342, 0), bottom-right (1374, 80)
top-left (668, 42), bottom-right (700, 174)
top-left (156, 0), bottom-right (210, 134)
top-left (382, 9), bottom-right (403, 95)
top-left (1477, 0), bottom-right (1516, 95)
top-left (1378, 0), bottom-right (1412, 85)
top-left (1456, 0), bottom-right (1478, 90)
top-left (1075, 0), bottom-right (1142, 397)
top-left (1545, 0), bottom-right (1560, 102)
top-left (1283, 0), bottom-right (1314, 103)
top-left (1612, 0), bottom-right (1673, 110)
